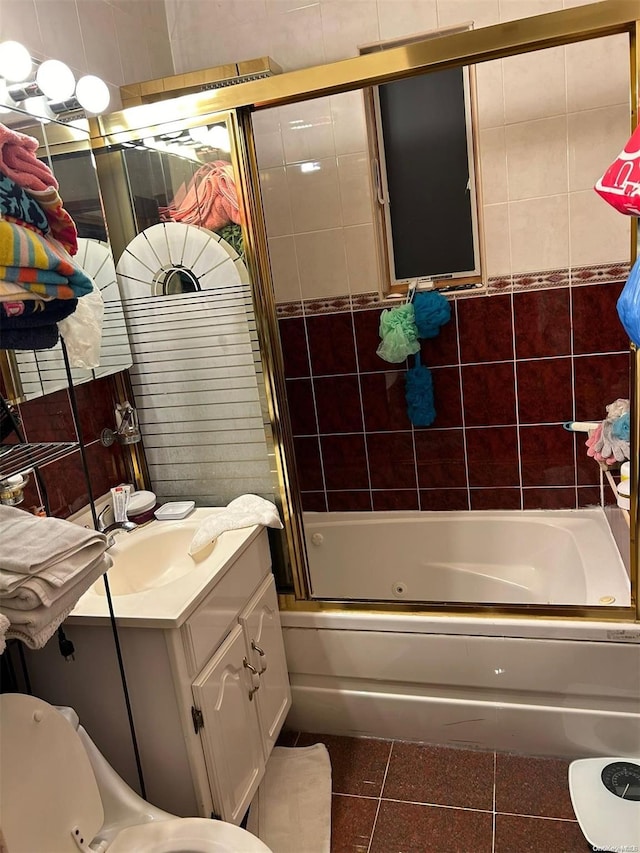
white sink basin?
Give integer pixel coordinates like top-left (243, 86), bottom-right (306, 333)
top-left (93, 519), bottom-right (214, 596)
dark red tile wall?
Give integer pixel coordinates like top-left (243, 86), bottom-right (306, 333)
top-left (279, 282), bottom-right (629, 512)
top-left (8, 375), bottom-right (129, 519)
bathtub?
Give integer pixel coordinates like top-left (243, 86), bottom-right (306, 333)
top-left (304, 507), bottom-right (630, 607)
top-left (282, 507), bottom-right (639, 757)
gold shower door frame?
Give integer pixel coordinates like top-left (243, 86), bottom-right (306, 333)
top-left (91, 0), bottom-right (640, 622)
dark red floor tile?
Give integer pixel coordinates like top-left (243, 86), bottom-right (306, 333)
top-left (495, 754), bottom-right (576, 819)
top-left (458, 293), bottom-right (513, 363)
top-left (370, 801), bottom-right (493, 853)
top-left (514, 287), bottom-right (571, 359)
top-left (331, 794), bottom-right (378, 853)
top-left (276, 730), bottom-right (299, 747)
top-left (494, 814), bottom-right (588, 853)
top-left (307, 312), bottom-right (357, 375)
top-left (297, 733), bottom-right (391, 797)
top-left (383, 742), bottom-right (494, 810)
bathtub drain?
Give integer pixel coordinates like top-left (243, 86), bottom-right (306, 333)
top-left (392, 582), bottom-right (407, 597)
top-left (599, 595), bottom-right (616, 604)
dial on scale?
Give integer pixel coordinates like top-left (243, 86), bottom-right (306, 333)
top-left (601, 762), bottom-right (640, 801)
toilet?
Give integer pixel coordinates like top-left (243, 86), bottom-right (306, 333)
top-left (0, 693), bottom-right (272, 853)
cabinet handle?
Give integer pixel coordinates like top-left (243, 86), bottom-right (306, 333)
top-left (243, 658), bottom-right (259, 676)
top-left (251, 641), bottom-right (267, 674)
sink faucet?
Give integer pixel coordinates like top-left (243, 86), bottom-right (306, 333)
top-left (97, 505), bottom-right (137, 547)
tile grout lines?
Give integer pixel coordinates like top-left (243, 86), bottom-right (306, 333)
top-left (365, 739), bottom-right (394, 853)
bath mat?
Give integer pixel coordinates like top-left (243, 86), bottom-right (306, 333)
top-left (247, 744), bottom-right (331, 853)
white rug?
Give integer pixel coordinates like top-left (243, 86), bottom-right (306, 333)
top-left (247, 744), bottom-right (332, 853)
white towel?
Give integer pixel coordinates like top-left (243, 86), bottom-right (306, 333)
top-left (0, 612), bottom-right (9, 655)
top-left (189, 494), bottom-right (283, 556)
top-left (0, 505), bottom-right (108, 591)
top-left (1, 553), bottom-right (109, 649)
top-left (1, 551), bottom-right (112, 609)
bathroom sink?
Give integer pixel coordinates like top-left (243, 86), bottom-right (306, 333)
top-left (92, 519), bottom-right (214, 596)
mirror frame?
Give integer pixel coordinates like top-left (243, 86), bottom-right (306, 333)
top-left (89, 0), bottom-right (640, 622)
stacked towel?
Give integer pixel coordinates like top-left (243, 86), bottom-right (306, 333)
top-left (1, 297), bottom-right (78, 350)
top-left (0, 612), bottom-right (8, 655)
top-left (0, 123), bottom-right (59, 193)
top-left (0, 505), bottom-right (111, 649)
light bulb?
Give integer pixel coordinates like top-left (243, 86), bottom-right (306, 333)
top-left (0, 41), bottom-right (32, 82)
top-left (36, 59), bottom-right (75, 101)
top-left (208, 125), bottom-right (231, 152)
top-left (189, 125), bottom-right (210, 144)
top-left (75, 74), bottom-right (110, 113)
top-left (23, 95), bottom-right (54, 121)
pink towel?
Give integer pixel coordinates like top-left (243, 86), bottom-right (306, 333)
top-left (0, 123), bottom-right (58, 193)
top-left (160, 160), bottom-right (240, 231)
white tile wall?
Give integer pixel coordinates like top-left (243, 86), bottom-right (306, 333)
top-left (162, 0), bottom-right (632, 302)
top-left (0, 0), bottom-right (173, 111)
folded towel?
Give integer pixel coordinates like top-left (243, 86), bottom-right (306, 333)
top-left (28, 186), bottom-right (78, 256)
top-left (0, 123), bottom-right (58, 193)
top-left (0, 505), bottom-right (108, 589)
top-left (0, 612), bottom-right (8, 655)
top-left (1, 551), bottom-right (113, 609)
top-left (0, 323), bottom-right (59, 350)
top-left (0, 170), bottom-right (49, 233)
top-left (0, 221), bottom-right (92, 298)
top-left (1, 297), bottom-right (77, 325)
top-left (0, 280), bottom-right (52, 301)
top-left (189, 494), bottom-right (283, 556)
top-left (1, 552), bottom-right (110, 649)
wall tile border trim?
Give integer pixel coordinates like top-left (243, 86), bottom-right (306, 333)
top-left (275, 261), bottom-right (629, 318)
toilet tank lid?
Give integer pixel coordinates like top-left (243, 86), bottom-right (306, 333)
top-left (0, 693), bottom-right (104, 853)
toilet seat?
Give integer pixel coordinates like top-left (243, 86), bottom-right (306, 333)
top-left (0, 695), bottom-right (271, 853)
top-left (108, 818), bottom-right (272, 852)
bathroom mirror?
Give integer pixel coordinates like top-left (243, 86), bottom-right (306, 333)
top-left (93, 114), bottom-right (283, 527)
top-left (0, 106), bottom-right (133, 403)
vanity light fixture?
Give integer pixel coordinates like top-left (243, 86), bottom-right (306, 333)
top-left (0, 41), bottom-right (111, 119)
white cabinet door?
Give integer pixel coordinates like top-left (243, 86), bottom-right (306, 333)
top-left (240, 575), bottom-right (292, 758)
top-left (192, 624), bottom-right (265, 824)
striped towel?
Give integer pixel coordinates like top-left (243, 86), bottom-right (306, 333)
top-left (0, 220), bottom-right (92, 299)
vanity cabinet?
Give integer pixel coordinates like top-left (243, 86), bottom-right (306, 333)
top-left (23, 526), bottom-right (292, 824)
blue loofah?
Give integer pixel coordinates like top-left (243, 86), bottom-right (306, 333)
top-left (405, 353), bottom-right (436, 426)
top-left (612, 411), bottom-right (630, 441)
top-left (413, 290), bottom-right (451, 339)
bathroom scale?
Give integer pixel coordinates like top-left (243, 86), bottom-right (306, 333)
top-left (568, 757), bottom-right (640, 852)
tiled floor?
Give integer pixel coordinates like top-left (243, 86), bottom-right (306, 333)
top-left (277, 731), bottom-right (589, 853)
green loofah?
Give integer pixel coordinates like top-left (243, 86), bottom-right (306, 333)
top-left (376, 304), bottom-right (420, 363)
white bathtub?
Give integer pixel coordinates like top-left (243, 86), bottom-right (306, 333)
top-left (304, 508), bottom-right (630, 606)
